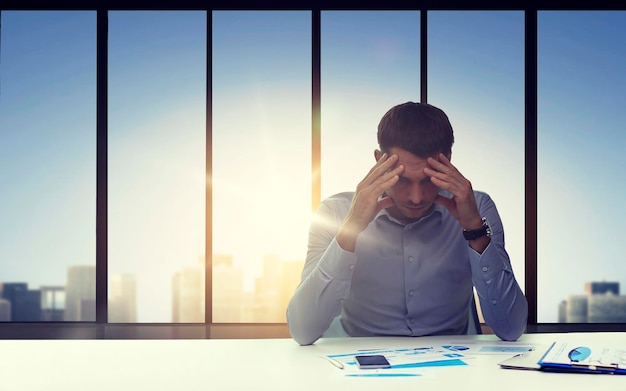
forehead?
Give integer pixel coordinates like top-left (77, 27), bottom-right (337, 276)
top-left (388, 147), bottom-right (434, 178)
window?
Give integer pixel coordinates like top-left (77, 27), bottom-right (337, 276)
top-left (428, 11), bottom-right (526, 294)
top-left (0, 11), bottom-right (97, 322)
top-left (108, 11), bottom-right (206, 323)
top-left (1, 5), bottom-right (625, 336)
top-left (537, 11), bottom-right (626, 323)
top-left (320, 11), bottom-right (421, 199)
top-left (212, 11), bottom-right (311, 323)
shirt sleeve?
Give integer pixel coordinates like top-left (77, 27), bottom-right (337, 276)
top-left (286, 196), bottom-right (356, 345)
top-left (469, 192), bottom-right (528, 341)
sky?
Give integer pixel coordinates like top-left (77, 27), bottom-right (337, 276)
top-left (0, 10), bottom-right (625, 323)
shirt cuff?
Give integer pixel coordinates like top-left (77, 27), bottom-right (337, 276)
top-left (317, 238), bottom-right (358, 281)
top-left (469, 241), bottom-right (506, 281)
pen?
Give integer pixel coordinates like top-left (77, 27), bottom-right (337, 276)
top-left (326, 357), bottom-right (344, 370)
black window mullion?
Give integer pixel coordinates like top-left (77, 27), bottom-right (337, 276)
top-left (96, 8), bottom-right (109, 328)
top-left (524, 8), bottom-right (538, 326)
top-left (312, 9), bottom-right (321, 211)
top-left (420, 9), bottom-right (427, 104)
top-left (205, 10), bottom-right (213, 333)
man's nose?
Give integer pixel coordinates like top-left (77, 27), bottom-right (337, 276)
top-left (407, 183), bottom-right (425, 204)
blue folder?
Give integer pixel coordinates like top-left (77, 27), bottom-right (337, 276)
top-left (537, 341), bottom-right (626, 375)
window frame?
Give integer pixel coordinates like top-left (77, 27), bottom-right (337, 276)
top-left (1, 1), bottom-right (625, 338)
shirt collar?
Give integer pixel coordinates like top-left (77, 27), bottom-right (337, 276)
top-left (377, 203), bottom-right (445, 226)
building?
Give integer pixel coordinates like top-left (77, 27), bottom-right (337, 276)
top-left (565, 295), bottom-right (588, 323)
top-left (0, 299), bottom-right (11, 321)
top-left (585, 281), bottom-right (619, 295)
top-left (213, 254), bottom-right (244, 322)
top-left (561, 281), bottom-right (626, 323)
top-left (65, 266), bottom-right (96, 321)
top-left (172, 265), bottom-right (204, 323)
top-left (0, 282), bottom-right (41, 321)
top-left (40, 286), bottom-right (65, 321)
top-left (109, 274), bottom-right (137, 323)
top-left (588, 294), bottom-right (626, 322)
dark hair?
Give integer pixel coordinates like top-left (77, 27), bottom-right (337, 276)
top-left (377, 102), bottom-right (454, 157)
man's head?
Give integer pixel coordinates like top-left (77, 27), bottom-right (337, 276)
top-left (375, 102), bottom-right (455, 222)
top-left (377, 101), bottom-right (454, 158)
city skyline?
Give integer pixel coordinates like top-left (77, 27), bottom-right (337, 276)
top-left (4, 267), bottom-right (626, 325)
top-left (0, 252), bottom-right (305, 323)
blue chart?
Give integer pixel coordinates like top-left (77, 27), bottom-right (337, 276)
top-left (442, 345), bottom-right (470, 351)
top-left (568, 347), bottom-right (592, 362)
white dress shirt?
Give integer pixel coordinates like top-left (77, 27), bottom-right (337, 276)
top-left (286, 190), bottom-right (528, 345)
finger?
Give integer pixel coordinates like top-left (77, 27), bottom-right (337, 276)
top-left (426, 155), bottom-right (455, 177)
top-left (428, 172), bottom-right (465, 199)
top-left (427, 153), bottom-right (448, 169)
top-left (367, 153), bottom-right (399, 181)
top-left (432, 194), bottom-right (456, 215)
top-left (376, 195), bottom-right (396, 212)
top-left (425, 154), bottom-right (464, 188)
top-left (424, 168), bottom-right (458, 195)
top-left (363, 155), bottom-right (401, 187)
top-left (371, 164), bottom-right (403, 194)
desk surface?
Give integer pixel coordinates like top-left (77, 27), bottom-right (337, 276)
top-left (0, 332), bottom-right (624, 390)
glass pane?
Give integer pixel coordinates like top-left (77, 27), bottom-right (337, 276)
top-left (538, 11), bottom-right (626, 323)
top-left (0, 11), bottom-right (96, 322)
top-left (212, 11), bottom-right (311, 323)
top-left (428, 11), bottom-right (526, 299)
top-left (108, 11), bottom-right (206, 323)
top-left (321, 11), bottom-right (421, 199)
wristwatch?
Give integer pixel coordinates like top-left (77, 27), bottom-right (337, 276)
top-left (463, 217), bottom-right (492, 240)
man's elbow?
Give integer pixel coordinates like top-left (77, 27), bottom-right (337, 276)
top-left (286, 308), bottom-right (321, 346)
top-left (495, 327), bottom-right (525, 342)
top-left (288, 323), bottom-right (320, 346)
top-left (495, 311), bottom-right (528, 341)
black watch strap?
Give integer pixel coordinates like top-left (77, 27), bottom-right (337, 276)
top-left (463, 217), bottom-right (492, 240)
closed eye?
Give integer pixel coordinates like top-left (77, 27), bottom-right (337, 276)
top-left (397, 176), bottom-right (409, 184)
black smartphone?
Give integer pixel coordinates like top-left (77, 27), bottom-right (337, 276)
top-left (354, 354), bottom-right (391, 369)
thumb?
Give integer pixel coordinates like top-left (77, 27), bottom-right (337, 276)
top-left (376, 196), bottom-right (396, 212)
top-left (433, 194), bottom-right (456, 215)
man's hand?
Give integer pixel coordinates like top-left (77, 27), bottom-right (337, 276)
top-left (336, 153), bottom-right (404, 252)
top-left (424, 153), bottom-right (490, 253)
top-left (423, 153), bottom-right (482, 229)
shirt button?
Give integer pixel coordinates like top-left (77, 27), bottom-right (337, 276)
top-left (339, 298), bottom-right (344, 304)
top-left (491, 299), bottom-right (497, 305)
top-left (408, 256), bottom-right (414, 263)
top-left (348, 264), bottom-right (354, 271)
top-left (482, 266), bottom-right (488, 272)
top-left (408, 290), bottom-right (414, 296)
top-left (409, 318), bottom-right (415, 324)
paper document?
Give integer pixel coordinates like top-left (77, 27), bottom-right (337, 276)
top-left (538, 341), bottom-right (626, 374)
top-left (325, 345), bottom-right (468, 375)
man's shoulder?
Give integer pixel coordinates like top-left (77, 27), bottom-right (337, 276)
top-left (473, 190), bottom-right (490, 200)
top-left (317, 192), bottom-right (354, 214)
top-left (322, 191), bottom-right (355, 204)
top-left (473, 190), bottom-right (497, 210)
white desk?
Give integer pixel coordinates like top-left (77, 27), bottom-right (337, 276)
top-left (0, 332), bottom-right (624, 390)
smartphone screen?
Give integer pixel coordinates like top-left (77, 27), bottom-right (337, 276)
top-left (354, 355), bottom-right (391, 369)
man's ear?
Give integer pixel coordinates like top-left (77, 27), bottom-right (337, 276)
top-left (374, 149), bottom-right (382, 161)
top-left (446, 151), bottom-right (452, 162)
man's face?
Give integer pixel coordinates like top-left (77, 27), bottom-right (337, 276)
top-left (376, 146), bottom-right (443, 222)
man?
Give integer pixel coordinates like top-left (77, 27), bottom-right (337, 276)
top-left (286, 101), bottom-right (528, 346)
